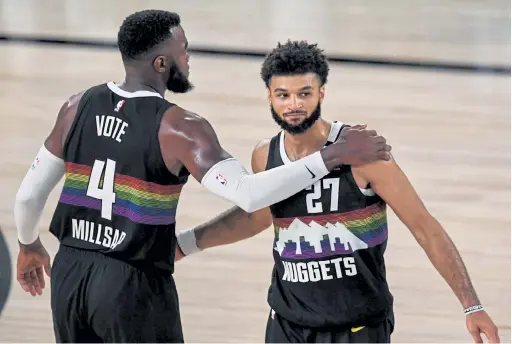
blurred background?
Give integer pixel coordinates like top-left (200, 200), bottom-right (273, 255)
top-left (0, 0), bottom-right (510, 342)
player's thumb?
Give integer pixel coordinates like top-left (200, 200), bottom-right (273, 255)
top-left (44, 261), bottom-right (51, 278)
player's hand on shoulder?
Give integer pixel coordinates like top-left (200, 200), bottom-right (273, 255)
top-left (335, 124), bottom-right (392, 166)
top-left (16, 238), bottom-right (51, 297)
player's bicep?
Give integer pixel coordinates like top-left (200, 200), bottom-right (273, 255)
top-left (360, 159), bottom-right (431, 233)
top-left (169, 114), bottom-right (233, 182)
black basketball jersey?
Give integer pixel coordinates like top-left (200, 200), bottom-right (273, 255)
top-left (265, 121), bottom-right (393, 328)
top-left (49, 82), bottom-right (189, 273)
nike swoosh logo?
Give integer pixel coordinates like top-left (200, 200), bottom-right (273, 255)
top-left (351, 326), bottom-right (365, 333)
top-left (305, 166), bottom-right (315, 179)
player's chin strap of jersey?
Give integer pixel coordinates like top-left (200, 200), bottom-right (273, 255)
top-left (176, 152), bottom-right (331, 256)
top-left (14, 145), bottom-right (66, 245)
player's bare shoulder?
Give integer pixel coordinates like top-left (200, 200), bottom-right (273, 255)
top-left (158, 105), bottom-right (227, 177)
top-left (44, 91), bottom-right (86, 157)
top-left (57, 91), bottom-right (86, 130)
top-left (59, 91), bottom-right (85, 121)
top-left (158, 105), bottom-right (195, 172)
top-left (159, 105), bottom-right (214, 141)
top-left (351, 153), bottom-right (399, 188)
top-left (251, 138), bottom-right (272, 173)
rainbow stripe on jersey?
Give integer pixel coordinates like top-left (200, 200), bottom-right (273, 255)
top-left (59, 162), bottom-right (183, 225)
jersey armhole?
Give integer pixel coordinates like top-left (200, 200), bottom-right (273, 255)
top-left (153, 102), bottom-right (189, 180)
top-left (264, 135), bottom-right (280, 171)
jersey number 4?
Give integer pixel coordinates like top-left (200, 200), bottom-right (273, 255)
top-left (86, 159), bottom-right (117, 220)
top-left (305, 178), bottom-right (339, 214)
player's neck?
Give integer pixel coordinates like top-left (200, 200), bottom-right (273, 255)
top-left (121, 73), bottom-right (166, 97)
top-left (283, 119), bottom-right (332, 160)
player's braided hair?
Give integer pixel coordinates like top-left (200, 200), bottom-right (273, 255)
top-left (117, 10), bottom-right (181, 60)
top-left (260, 40), bottom-right (329, 87)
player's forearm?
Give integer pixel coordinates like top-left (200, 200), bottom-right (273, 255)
top-left (414, 216), bottom-right (480, 308)
top-left (201, 152), bottom-right (330, 213)
top-left (176, 207), bottom-right (271, 255)
top-left (14, 145), bottom-right (65, 244)
top-left (194, 207), bottom-right (270, 250)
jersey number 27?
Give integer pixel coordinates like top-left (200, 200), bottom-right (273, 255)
top-left (86, 159), bottom-right (117, 220)
top-left (305, 178), bottom-right (340, 214)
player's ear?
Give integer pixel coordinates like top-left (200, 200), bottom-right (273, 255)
top-left (266, 88), bottom-right (271, 105)
top-left (153, 56), bottom-right (167, 73)
top-left (319, 86), bottom-right (325, 104)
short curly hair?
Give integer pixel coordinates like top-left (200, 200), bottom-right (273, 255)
top-left (260, 40), bottom-right (329, 87)
top-left (117, 10), bottom-right (181, 60)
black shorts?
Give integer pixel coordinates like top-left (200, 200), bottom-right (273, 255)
top-left (50, 245), bottom-right (183, 343)
top-left (265, 309), bottom-right (394, 343)
top-left (0, 228), bottom-right (12, 317)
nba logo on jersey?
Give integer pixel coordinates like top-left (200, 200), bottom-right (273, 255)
top-left (114, 100), bottom-right (125, 112)
top-left (216, 173), bottom-right (228, 186)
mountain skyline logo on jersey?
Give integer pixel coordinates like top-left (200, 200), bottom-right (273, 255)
top-left (273, 202), bottom-right (388, 260)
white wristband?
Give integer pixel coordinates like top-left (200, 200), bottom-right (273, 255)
top-left (464, 304), bottom-right (484, 315)
top-left (176, 228), bottom-right (202, 256)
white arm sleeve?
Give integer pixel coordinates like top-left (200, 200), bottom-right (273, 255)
top-left (14, 145), bottom-right (65, 244)
top-left (200, 151), bottom-right (329, 213)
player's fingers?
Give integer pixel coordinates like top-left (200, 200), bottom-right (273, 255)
top-left (22, 271), bottom-right (32, 288)
top-left (350, 124), bottom-right (367, 130)
top-left (30, 269), bottom-right (42, 295)
top-left (470, 329), bottom-right (484, 344)
top-left (363, 129), bottom-right (377, 137)
top-left (485, 326), bottom-right (500, 343)
top-left (44, 260), bottom-right (51, 278)
top-left (378, 151), bottom-right (392, 161)
top-left (371, 136), bottom-right (387, 144)
top-left (17, 275), bottom-right (31, 293)
top-left (376, 143), bottom-right (392, 152)
top-left (23, 272), bottom-right (36, 297)
top-left (36, 266), bottom-right (46, 289)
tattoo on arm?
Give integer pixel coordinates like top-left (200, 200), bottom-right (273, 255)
top-left (359, 158), bottom-right (481, 310)
top-left (415, 216), bottom-right (480, 309)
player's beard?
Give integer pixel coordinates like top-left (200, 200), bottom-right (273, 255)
top-left (166, 62), bottom-right (194, 93)
top-left (271, 101), bottom-right (321, 135)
